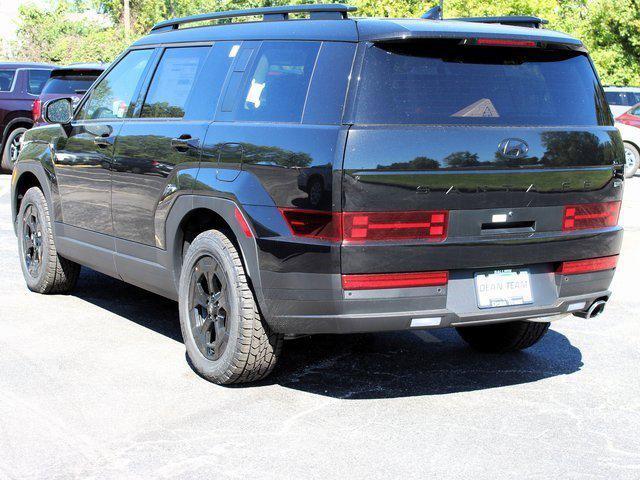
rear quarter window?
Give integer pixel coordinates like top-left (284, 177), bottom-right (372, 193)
top-left (355, 42), bottom-right (609, 126)
top-left (233, 41), bottom-right (320, 123)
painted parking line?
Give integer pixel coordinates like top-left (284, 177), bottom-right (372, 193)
top-left (0, 177), bottom-right (10, 198)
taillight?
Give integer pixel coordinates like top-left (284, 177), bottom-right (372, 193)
top-left (562, 202), bottom-right (620, 231)
top-left (342, 210), bottom-right (448, 243)
top-left (279, 209), bottom-right (341, 241)
top-left (280, 209), bottom-right (449, 243)
top-left (32, 98), bottom-right (41, 122)
top-left (342, 271), bottom-right (449, 290)
top-left (475, 38), bottom-right (537, 48)
top-left (557, 255), bottom-right (618, 275)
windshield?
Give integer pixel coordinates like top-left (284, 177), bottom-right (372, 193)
top-left (605, 91), bottom-right (640, 107)
top-left (354, 42), bottom-right (610, 126)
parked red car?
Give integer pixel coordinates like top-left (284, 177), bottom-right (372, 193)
top-left (0, 62), bottom-right (55, 171)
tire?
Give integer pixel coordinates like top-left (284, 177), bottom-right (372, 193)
top-left (178, 229), bottom-right (283, 384)
top-left (1, 127), bottom-right (28, 172)
top-left (17, 187), bottom-right (81, 294)
top-left (623, 142), bottom-right (639, 179)
top-left (455, 320), bottom-right (550, 353)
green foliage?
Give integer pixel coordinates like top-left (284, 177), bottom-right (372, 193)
top-left (9, 0), bottom-right (640, 85)
top-left (13, 0), bottom-right (129, 64)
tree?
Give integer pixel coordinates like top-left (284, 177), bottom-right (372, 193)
top-left (9, 0), bottom-right (640, 86)
top-left (13, 0), bottom-right (129, 64)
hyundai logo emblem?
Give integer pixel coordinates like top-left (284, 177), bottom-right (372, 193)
top-left (498, 138), bottom-right (529, 159)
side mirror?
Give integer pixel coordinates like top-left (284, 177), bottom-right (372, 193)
top-left (44, 98), bottom-right (73, 125)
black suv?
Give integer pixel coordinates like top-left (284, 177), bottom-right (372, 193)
top-left (11, 5), bottom-right (624, 384)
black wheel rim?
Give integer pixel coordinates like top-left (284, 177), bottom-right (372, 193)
top-left (10, 132), bottom-right (22, 166)
top-left (22, 204), bottom-right (43, 278)
top-left (188, 256), bottom-right (230, 361)
top-left (625, 147), bottom-right (637, 171)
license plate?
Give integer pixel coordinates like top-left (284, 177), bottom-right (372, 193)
top-left (474, 269), bottom-right (533, 309)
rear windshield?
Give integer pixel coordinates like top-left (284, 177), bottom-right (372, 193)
top-left (605, 91), bottom-right (640, 107)
top-left (354, 42), bottom-right (610, 126)
top-left (41, 73), bottom-right (100, 95)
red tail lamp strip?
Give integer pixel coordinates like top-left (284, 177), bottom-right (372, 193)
top-left (279, 209), bottom-right (449, 243)
top-left (476, 38), bottom-right (537, 48)
top-left (279, 209), bottom-right (341, 241)
top-left (234, 207), bottom-right (253, 238)
top-left (342, 211), bottom-right (448, 242)
top-left (556, 255), bottom-right (618, 275)
top-left (562, 202), bottom-right (621, 231)
top-left (342, 271), bottom-right (449, 290)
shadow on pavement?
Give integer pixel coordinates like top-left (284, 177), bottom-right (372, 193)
top-left (73, 268), bottom-right (583, 399)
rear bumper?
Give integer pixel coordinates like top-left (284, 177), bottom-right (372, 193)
top-left (260, 266), bottom-right (614, 334)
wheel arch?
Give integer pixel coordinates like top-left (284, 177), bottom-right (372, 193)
top-left (11, 162), bottom-right (55, 235)
top-left (164, 195), bottom-right (266, 311)
top-left (2, 116), bottom-right (33, 147)
top-left (623, 139), bottom-right (640, 153)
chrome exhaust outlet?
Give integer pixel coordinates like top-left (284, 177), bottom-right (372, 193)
top-left (574, 299), bottom-right (607, 319)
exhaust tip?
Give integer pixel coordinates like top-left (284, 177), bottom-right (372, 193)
top-left (573, 299), bottom-right (607, 319)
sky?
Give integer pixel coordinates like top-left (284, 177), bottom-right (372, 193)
top-left (0, 0), bottom-right (49, 43)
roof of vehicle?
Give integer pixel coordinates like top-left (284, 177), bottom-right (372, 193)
top-left (354, 18), bottom-right (581, 45)
top-left (50, 63), bottom-right (107, 75)
top-left (134, 12), bottom-right (582, 47)
top-left (0, 62), bottom-right (56, 69)
top-left (604, 86), bottom-right (640, 92)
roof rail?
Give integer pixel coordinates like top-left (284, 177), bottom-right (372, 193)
top-left (151, 4), bottom-right (357, 32)
top-left (451, 16), bottom-right (548, 29)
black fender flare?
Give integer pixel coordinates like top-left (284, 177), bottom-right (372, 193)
top-left (11, 159), bottom-right (57, 235)
top-left (164, 194), bottom-right (267, 311)
top-left (2, 117), bottom-right (33, 146)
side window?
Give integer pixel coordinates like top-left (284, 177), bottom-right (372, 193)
top-left (140, 46), bottom-right (209, 119)
top-left (235, 41), bottom-right (320, 123)
top-left (0, 70), bottom-right (16, 92)
top-left (187, 42), bottom-right (240, 121)
top-left (78, 49), bottom-right (152, 120)
top-left (27, 70), bottom-right (51, 95)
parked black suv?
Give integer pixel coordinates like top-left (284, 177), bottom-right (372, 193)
top-left (11, 5), bottom-right (624, 384)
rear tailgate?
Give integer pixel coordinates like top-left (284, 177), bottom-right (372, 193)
top-left (341, 40), bottom-right (624, 275)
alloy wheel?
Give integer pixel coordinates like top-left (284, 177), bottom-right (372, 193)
top-left (624, 146), bottom-right (638, 174)
top-left (188, 256), bottom-right (230, 361)
top-left (22, 204), bottom-right (43, 278)
top-left (9, 132), bottom-right (23, 167)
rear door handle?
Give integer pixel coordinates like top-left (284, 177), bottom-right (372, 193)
top-left (94, 134), bottom-right (114, 149)
top-left (171, 134), bottom-right (199, 152)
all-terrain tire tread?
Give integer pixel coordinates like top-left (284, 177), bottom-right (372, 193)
top-left (20, 187), bottom-right (80, 294)
top-left (183, 230), bottom-right (283, 384)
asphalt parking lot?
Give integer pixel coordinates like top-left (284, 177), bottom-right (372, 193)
top-left (0, 173), bottom-right (639, 479)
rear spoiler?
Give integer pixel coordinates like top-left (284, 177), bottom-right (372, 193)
top-left (450, 16), bottom-right (548, 29)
